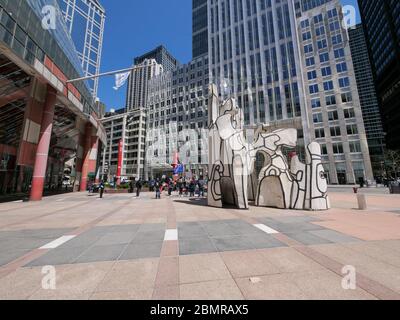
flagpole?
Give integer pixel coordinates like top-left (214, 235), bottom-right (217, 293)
top-left (66, 62), bottom-right (157, 84)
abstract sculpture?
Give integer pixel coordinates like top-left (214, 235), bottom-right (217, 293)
top-left (207, 84), bottom-right (330, 211)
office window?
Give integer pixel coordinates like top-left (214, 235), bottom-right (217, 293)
top-left (330, 126), bottom-right (341, 137)
top-left (321, 144), bottom-right (328, 155)
top-left (341, 92), bottom-right (352, 103)
top-left (326, 95), bottom-right (336, 106)
top-left (320, 53), bottom-right (329, 63)
top-left (328, 110), bottom-right (339, 121)
top-left (321, 66), bottom-right (332, 77)
top-left (308, 70), bottom-right (317, 80)
top-left (336, 62), bottom-right (347, 73)
top-left (309, 84), bottom-right (319, 94)
top-left (311, 98), bottom-right (321, 108)
top-left (349, 141), bottom-right (361, 153)
top-left (347, 124), bottom-right (358, 135)
top-left (323, 81), bottom-right (334, 91)
top-left (313, 113), bottom-right (323, 123)
top-left (332, 143), bottom-right (344, 154)
top-left (315, 128), bottom-right (325, 138)
top-left (344, 108), bottom-right (355, 118)
top-left (306, 57), bottom-right (315, 66)
top-left (339, 77), bottom-right (350, 88)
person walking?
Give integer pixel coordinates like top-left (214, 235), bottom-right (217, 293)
top-left (168, 180), bottom-right (173, 196)
top-left (155, 179), bottom-right (161, 199)
top-left (99, 181), bottom-right (105, 199)
top-left (136, 179), bottom-right (142, 197)
top-left (189, 179), bottom-right (196, 197)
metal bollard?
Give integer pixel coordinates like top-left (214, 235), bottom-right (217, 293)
top-left (357, 194), bottom-right (367, 210)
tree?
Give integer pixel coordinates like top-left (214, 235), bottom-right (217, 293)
top-left (384, 150), bottom-right (400, 179)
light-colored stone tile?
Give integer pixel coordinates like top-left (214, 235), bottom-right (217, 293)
top-left (95, 258), bottom-right (159, 292)
top-left (179, 253), bottom-right (232, 284)
top-left (180, 279), bottom-right (244, 300)
top-left (221, 250), bottom-right (280, 278)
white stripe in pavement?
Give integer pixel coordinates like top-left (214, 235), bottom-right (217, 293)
top-left (12, 200), bottom-right (23, 203)
top-left (164, 229), bottom-right (178, 241)
top-left (40, 235), bottom-right (76, 249)
top-left (253, 224), bottom-right (279, 234)
top-left (56, 199), bottom-right (65, 202)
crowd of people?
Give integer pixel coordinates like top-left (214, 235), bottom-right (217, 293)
top-left (149, 177), bottom-right (207, 199)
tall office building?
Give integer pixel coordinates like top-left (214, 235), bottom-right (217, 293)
top-left (125, 59), bottom-right (164, 111)
top-left (358, 0), bottom-right (400, 150)
top-left (146, 55), bottom-right (210, 178)
top-left (134, 45), bottom-right (179, 72)
top-left (208, 0), bottom-right (373, 184)
top-left (58, 0), bottom-right (106, 98)
top-left (193, 0), bottom-right (209, 58)
top-left (349, 24), bottom-right (385, 176)
top-left (100, 109), bottom-right (147, 180)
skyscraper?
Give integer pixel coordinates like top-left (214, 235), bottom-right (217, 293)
top-left (208, 0), bottom-right (373, 184)
top-left (357, 0), bottom-right (400, 150)
top-left (193, 0), bottom-right (209, 58)
top-left (349, 24), bottom-right (386, 176)
top-left (125, 59), bottom-right (164, 111)
top-left (134, 45), bottom-right (179, 72)
top-left (58, 0), bottom-right (106, 97)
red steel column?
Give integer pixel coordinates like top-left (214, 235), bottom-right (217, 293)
top-left (80, 123), bottom-right (92, 192)
top-left (30, 86), bottom-right (57, 201)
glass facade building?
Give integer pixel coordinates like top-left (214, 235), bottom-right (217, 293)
top-left (0, 0), bottom-right (106, 201)
top-left (58, 0), bottom-right (106, 98)
top-left (358, 0), bottom-right (400, 150)
top-left (349, 24), bottom-right (386, 177)
top-left (134, 45), bottom-right (179, 73)
top-left (193, 0), bottom-right (209, 58)
top-left (207, 0), bottom-right (373, 184)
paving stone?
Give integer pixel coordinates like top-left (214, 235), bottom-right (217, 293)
top-left (179, 237), bottom-right (218, 255)
top-left (133, 230), bottom-right (165, 243)
top-left (309, 229), bottom-right (361, 243)
top-left (271, 216), bottom-right (322, 224)
top-left (242, 234), bottom-right (287, 249)
top-left (223, 220), bottom-right (267, 235)
top-left (26, 246), bottom-right (88, 267)
top-left (119, 241), bottom-right (163, 260)
top-left (58, 233), bottom-right (102, 249)
top-left (283, 231), bottom-right (333, 246)
top-left (95, 232), bottom-right (136, 246)
top-left (111, 224), bottom-right (140, 233)
top-left (75, 244), bottom-right (127, 263)
top-left (199, 221), bottom-right (238, 237)
top-left (178, 223), bottom-right (208, 239)
top-left (137, 223), bottom-right (165, 233)
top-left (211, 236), bottom-right (255, 252)
top-left (0, 237), bottom-right (50, 251)
top-left (0, 249), bottom-right (30, 266)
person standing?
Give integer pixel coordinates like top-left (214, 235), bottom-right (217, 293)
top-left (155, 179), bottom-right (161, 199)
top-left (136, 179), bottom-right (142, 197)
top-left (168, 180), bottom-right (173, 196)
top-left (99, 181), bottom-right (105, 199)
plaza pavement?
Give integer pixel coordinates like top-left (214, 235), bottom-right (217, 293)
top-left (0, 190), bottom-right (400, 300)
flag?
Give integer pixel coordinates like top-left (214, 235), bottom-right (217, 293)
top-left (174, 164), bottom-right (185, 175)
top-left (113, 71), bottom-right (130, 90)
top-left (172, 151), bottom-right (184, 175)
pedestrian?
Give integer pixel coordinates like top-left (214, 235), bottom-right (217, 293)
top-left (99, 181), bottom-right (105, 199)
top-left (155, 179), bottom-right (161, 199)
top-left (189, 179), bottom-right (196, 197)
top-left (198, 177), bottom-right (205, 197)
top-left (178, 179), bottom-right (184, 197)
top-left (136, 179), bottom-right (142, 197)
top-left (129, 178), bottom-right (135, 194)
top-left (168, 180), bottom-right (173, 196)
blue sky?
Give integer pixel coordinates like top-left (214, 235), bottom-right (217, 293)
top-left (98, 0), bottom-right (360, 111)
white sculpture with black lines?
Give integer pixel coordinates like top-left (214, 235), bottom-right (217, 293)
top-left (207, 84), bottom-right (330, 211)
